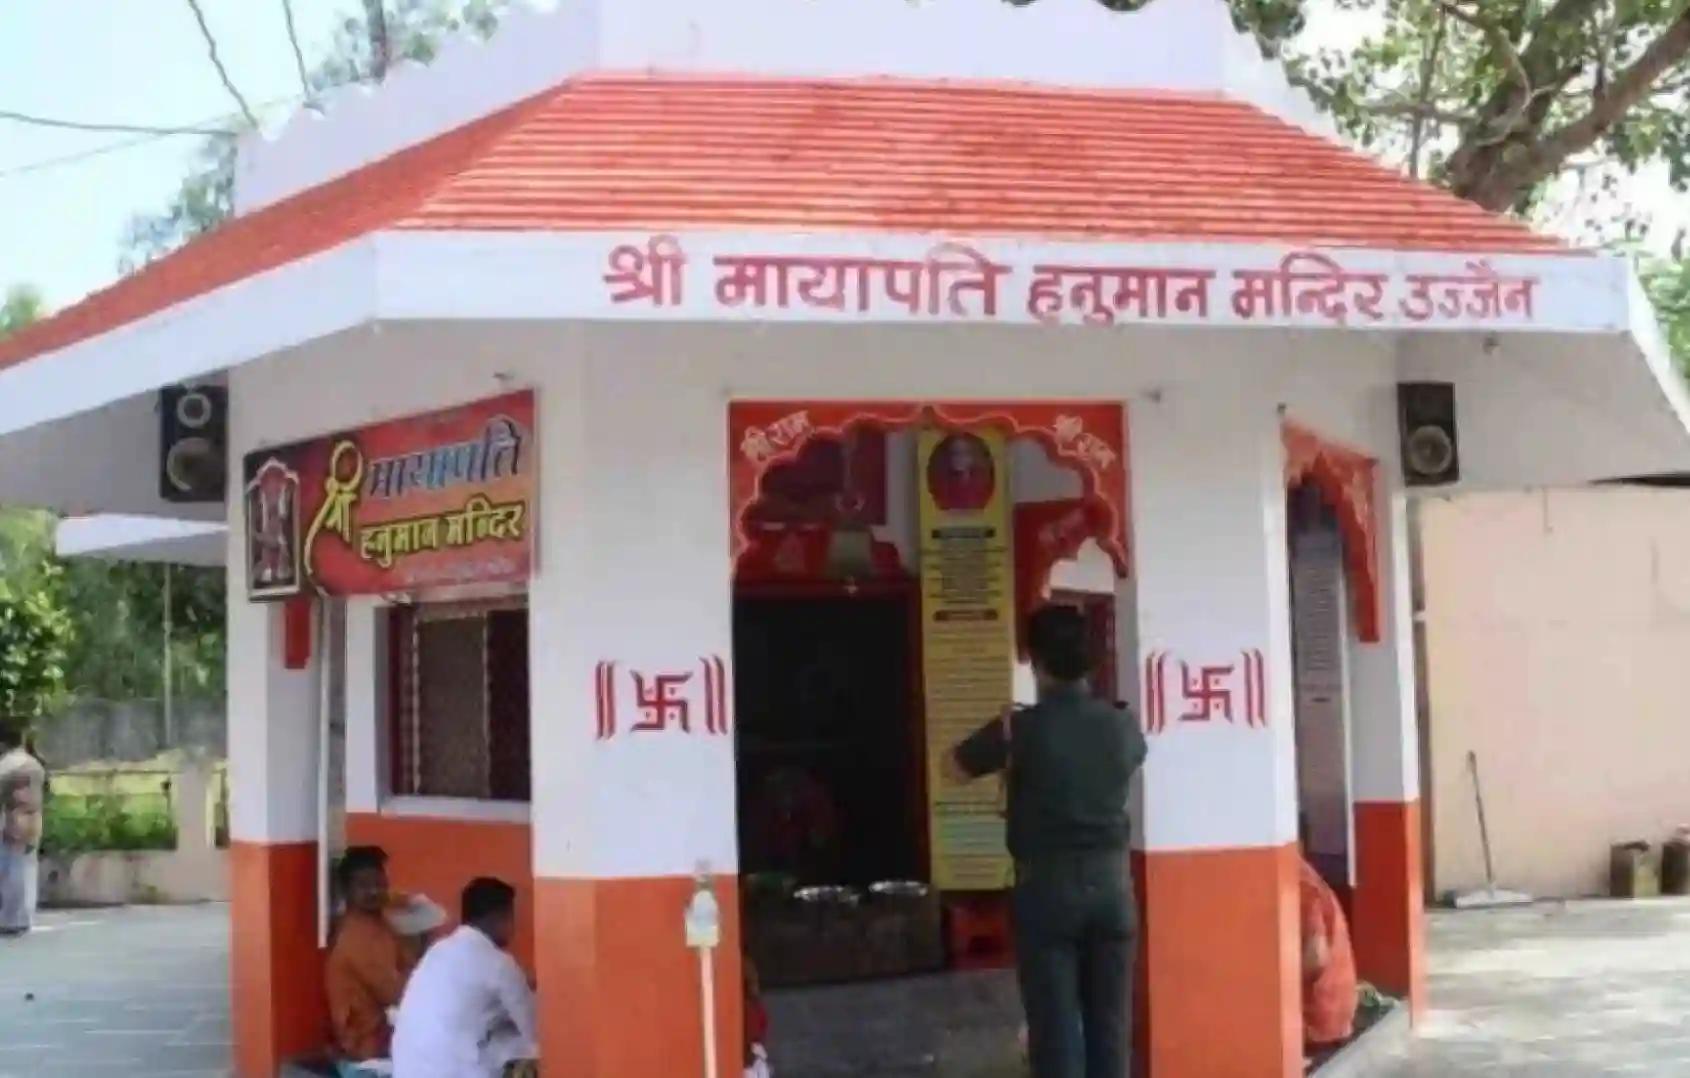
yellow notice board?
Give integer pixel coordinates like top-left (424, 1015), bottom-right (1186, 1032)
top-left (919, 427), bottom-right (1016, 891)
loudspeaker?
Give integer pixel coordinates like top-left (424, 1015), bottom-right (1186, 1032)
top-left (159, 385), bottom-right (227, 503)
top-left (1397, 381), bottom-right (1459, 487)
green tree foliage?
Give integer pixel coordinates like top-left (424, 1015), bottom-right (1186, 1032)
top-left (1644, 257), bottom-right (1690, 373)
top-left (122, 0), bottom-right (507, 267)
top-left (0, 292), bottom-right (224, 705)
top-left (0, 512), bottom-right (226, 706)
top-left (40, 793), bottom-right (177, 856)
top-left (61, 563), bottom-right (226, 702)
top-left (0, 573), bottom-right (73, 728)
top-left (0, 303), bottom-right (62, 723)
top-left (0, 285), bottom-right (43, 337)
top-left (309, 0), bottom-right (505, 92)
top-left (1015, 0), bottom-right (1690, 215)
top-left (0, 511), bottom-right (73, 729)
top-left (119, 139), bottom-right (237, 273)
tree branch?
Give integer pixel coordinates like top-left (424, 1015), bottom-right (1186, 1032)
top-left (1651, 70), bottom-right (1690, 97)
top-left (1515, 10), bottom-right (1690, 194)
top-left (1410, 10), bottom-right (1451, 178)
top-left (363, 0), bottom-right (391, 82)
top-left (1437, 0), bottom-right (1537, 147)
top-left (1456, 0), bottom-right (1601, 137)
top-left (1358, 97), bottom-right (1471, 128)
top-left (1443, 0), bottom-right (1606, 206)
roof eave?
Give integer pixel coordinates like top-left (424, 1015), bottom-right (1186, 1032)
top-left (0, 239), bottom-right (379, 439)
top-left (0, 229), bottom-right (1658, 448)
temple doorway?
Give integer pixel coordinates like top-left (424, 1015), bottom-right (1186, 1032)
top-left (727, 402), bottom-right (1130, 1073)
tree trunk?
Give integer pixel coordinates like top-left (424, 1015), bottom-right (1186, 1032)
top-left (363, 0), bottom-right (391, 81)
top-left (1446, 8), bottom-right (1690, 211)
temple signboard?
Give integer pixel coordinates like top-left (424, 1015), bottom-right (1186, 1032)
top-left (919, 426), bottom-right (1016, 892)
top-left (601, 234), bottom-right (1544, 330)
top-left (243, 391), bottom-right (535, 601)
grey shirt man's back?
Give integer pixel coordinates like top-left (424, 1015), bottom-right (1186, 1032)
top-left (954, 685), bottom-right (1147, 861)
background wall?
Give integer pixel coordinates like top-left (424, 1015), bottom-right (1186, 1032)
top-left (1420, 487), bottom-right (1690, 898)
top-left (343, 813), bottom-right (536, 974)
top-left (37, 698), bottom-right (225, 766)
top-left (41, 756), bottom-right (228, 906)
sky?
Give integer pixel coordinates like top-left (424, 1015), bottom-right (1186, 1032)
top-left (0, 1), bottom-right (1685, 313)
top-left (0, 0), bottom-right (361, 309)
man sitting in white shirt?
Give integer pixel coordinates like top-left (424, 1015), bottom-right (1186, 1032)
top-left (392, 877), bottom-right (537, 1078)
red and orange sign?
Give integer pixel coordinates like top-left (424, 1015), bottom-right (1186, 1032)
top-left (243, 391), bottom-right (535, 601)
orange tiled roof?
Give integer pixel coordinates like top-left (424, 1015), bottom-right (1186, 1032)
top-left (0, 74), bottom-right (1566, 370)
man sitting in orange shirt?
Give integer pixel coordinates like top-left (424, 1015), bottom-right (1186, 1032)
top-left (325, 847), bottom-right (417, 1074)
top-left (1300, 853), bottom-right (1359, 1054)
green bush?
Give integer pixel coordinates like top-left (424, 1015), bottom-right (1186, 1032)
top-left (40, 794), bottom-right (177, 856)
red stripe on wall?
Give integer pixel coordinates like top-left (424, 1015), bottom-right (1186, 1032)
top-left (230, 841), bottom-right (326, 1077)
top-left (1142, 844), bottom-right (1301, 1077)
top-left (1352, 800), bottom-right (1427, 1017)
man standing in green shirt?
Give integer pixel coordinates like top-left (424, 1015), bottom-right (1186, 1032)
top-left (946, 605), bottom-right (1147, 1078)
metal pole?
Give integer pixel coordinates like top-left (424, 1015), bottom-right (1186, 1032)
top-left (162, 563), bottom-right (174, 749)
top-left (700, 946), bottom-right (718, 1078)
top-left (317, 599), bottom-right (334, 948)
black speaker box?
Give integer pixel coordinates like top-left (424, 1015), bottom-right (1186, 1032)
top-left (160, 385), bottom-right (228, 503)
top-left (1397, 381), bottom-right (1459, 487)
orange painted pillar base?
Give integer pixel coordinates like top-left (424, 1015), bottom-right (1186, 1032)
top-left (1130, 852), bottom-right (1150, 1078)
top-left (535, 875), bottom-right (744, 1076)
top-left (1142, 844), bottom-right (1301, 1078)
top-left (230, 841), bottom-right (327, 1078)
top-left (1352, 800), bottom-right (1427, 1017)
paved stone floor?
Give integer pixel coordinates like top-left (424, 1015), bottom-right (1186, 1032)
top-left (766, 968), bottom-right (1023, 1076)
top-left (11, 899), bottom-right (1690, 1076)
top-left (0, 904), bottom-right (230, 1078)
top-left (1377, 899), bottom-right (1690, 1077)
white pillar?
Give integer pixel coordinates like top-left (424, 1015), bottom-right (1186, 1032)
top-left (1344, 445), bottom-right (1427, 1013)
top-left (225, 480), bottom-right (326, 1077)
top-left (527, 354), bottom-right (742, 1076)
top-left (226, 600), bottom-right (320, 848)
top-left (343, 598), bottom-right (388, 817)
top-left (1130, 388), bottom-right (1302, 1078)
top-left (1134, 390), bottom-right (1297, 851)
top-left (1349, 478), bottom-right (1420, 806)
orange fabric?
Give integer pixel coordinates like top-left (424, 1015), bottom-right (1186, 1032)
top-left (535, 875), bottom-right (743, 1078)
top-left (325, 910), bottom-right (414, 1061)
top-left (230, 841), bottom-right (328, 1078)
top-left (1300, 859), bottom-right (1358, 1047)
top-left (1142, 844), bottom-right (1301, 1078)
top-left (344, 812), bottom-right (536, 975)
top-left (0, 75), bottom-right (1570, 372)
top-left (1352, 800), bottom-right (1427, 1017)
